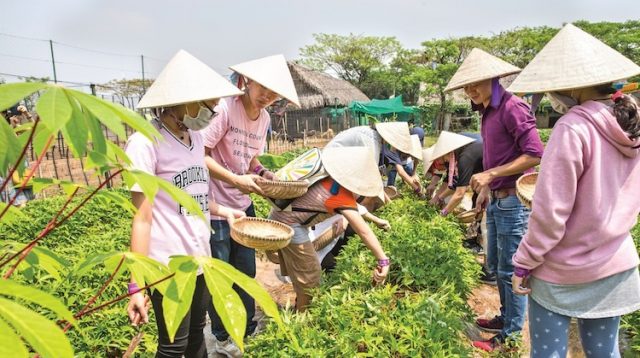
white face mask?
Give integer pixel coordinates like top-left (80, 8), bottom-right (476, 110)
top-left (182, 104), bottom-right (214, 130)
top-left (548, 92), bottom-right (578, 114)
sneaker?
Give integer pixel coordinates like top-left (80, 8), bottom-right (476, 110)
top-left (213, 337), bottom-right (243, 358)
top-left (479, 267), bottom-right (497, 286)
top-left (472, 334), bottom-right (502, 352)
top-left (475, 316), bottom-right (504, 333)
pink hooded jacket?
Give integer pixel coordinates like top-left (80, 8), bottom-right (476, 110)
top-left (513, 100), bottom-right (640, 284)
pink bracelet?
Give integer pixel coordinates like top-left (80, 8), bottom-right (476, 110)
top-left (128, 282), bottom-right (140, 294)
top-left (253, 165), bottom-right (264, 175)
top-left (377, 258), bottom-right (391, 267)
top-left (440, 208), bottom-right (449, 217)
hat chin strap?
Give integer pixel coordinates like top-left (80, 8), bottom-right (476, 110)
top-left (447, 152), bottom-right (457, 188)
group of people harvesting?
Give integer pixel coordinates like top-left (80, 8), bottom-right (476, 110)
top-left (124, 23), bottom-right (640, 357)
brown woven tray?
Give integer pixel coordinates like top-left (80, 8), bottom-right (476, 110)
top-left (230, 217), bottom-right (293, 250)
top-left (384, 186), bottom-right (400, 200)
top-left (258, 179), bottom-right (309, 199)
top-left (456, 209), bottom-right (478, 224)
top-left (516, 172), bottom-right (537, 209)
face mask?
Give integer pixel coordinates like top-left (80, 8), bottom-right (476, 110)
top-left (182, 104), bottom-right (213, 130)
top-left (548, 92), bottom-right (578, 114)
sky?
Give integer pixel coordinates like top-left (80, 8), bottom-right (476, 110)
top-left (1, 0), bottom-right (638, 91)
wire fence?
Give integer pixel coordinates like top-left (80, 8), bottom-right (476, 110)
top-left (17, 100), bottom-right (352, 197)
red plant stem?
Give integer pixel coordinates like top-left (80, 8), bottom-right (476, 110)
top-left (75, 273), bottom-right (175, 319)
top-left (62, 255), bottom-right (126, 333)
top-left (0, 119), bottom-right (40, 195)
top-left (0, 169), bottom-right (123, 276)
top-left (47, 187), bottom-right (79, 229)
top-left (0, 133), bottom-right (54, 221)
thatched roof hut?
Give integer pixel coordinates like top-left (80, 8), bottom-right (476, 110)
top-left (288, 62), bottom-right (369, 109)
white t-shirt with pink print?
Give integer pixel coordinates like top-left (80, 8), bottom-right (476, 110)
top-left (125, 120), bottom-right (212, 266)
top-left (200, 96), bottom-right (270, 219)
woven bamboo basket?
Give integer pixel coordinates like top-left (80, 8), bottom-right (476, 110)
top-left (384, 186), bottom-right (400, 200)
top-left (516, 172), bottom-right (537, 209)
top-left (456, 209), bottom-right (478, 224)
top-left (258, 179), bottom-right (309, 199)
top-left (230, 217), bottom-right (293, 250)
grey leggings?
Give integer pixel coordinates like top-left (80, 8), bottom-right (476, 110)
top-left (529, 298), bottom-right (620, 358)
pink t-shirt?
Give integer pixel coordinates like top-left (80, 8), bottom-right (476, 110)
top-left (125, 120), bottom-right (212, 266)
top-left (201, 96), bottom-right (270, 218)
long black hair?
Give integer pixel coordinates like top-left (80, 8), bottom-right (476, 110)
top-left (595, 84), bottom-right (640, 140)
top-left (613, 94), bottom-right (640, 140)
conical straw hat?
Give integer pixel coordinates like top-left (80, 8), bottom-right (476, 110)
top-left (229, 54), bottom-right (300, 107)
top-left (375, 122), bottom-right (413, 156)
top-left (508, 24), bottom-right (640, 94)
top-left (445, 48), bottom-right (521, 92)
top-left (409, 134), bottom-right (423, 160)
top-left (429, 131), bottom-right (476, 170)
top-left (321, 146), bottom-right (383, 197)
top-left (138, 50), bottom-right (243, 109)
top-left (422, 146), bottom-right (436, 174)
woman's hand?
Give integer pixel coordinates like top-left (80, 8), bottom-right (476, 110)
top-left (372, 264), bottom-right (389, 286)
top-left (261, 170), bottom-right (277, 181)
top-left (429, 195), bottom-right (444, 209)
top-left (411, 175), bottom-right (421, 188)
top-left (127, 292), bottom-right (150, 326)
top-left (376, 219), bottom-right (391, 231)
top-left (512, 275), bottom-right (532, 295)
top-left (233, 174), bottom-right (264, 195)
top-left (226, 209), bottom-right (246, 224)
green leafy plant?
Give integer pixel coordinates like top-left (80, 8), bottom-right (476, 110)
top-left (0, 82), bottom-right (287, 357)
top-left (247, 193), bottom-right (479, 357)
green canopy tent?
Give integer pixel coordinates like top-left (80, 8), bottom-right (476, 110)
top-left (349, 96), bottom-right (417, 124)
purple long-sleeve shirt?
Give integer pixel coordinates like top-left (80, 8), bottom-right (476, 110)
top-left (476, 83), bottom-right (544, 190)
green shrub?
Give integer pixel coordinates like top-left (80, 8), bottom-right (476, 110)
top-left (248, 285), bottom-right (471, 357)
top-left (0, 190), bottom-right (158, 357)
top-left (247, 192), bottom-right (478, 357)
top-left (537, 128), bottom-right (551, 145)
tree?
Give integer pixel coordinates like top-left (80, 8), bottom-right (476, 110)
top-left (299, 33), bottom-right (402, 96)
top-left (488, 26), bottom-right (558, 68)
top-left (419, 37), bottom-right (487, 130)
top-left (98, 78), bottom-right (153, 109)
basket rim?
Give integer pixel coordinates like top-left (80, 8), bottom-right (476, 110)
top-left (258, 179), bottom-right (309, 188)
top-left (231, 217), bottom-right (294, 242)
top-left (516, 172), bottom-right (537, 202)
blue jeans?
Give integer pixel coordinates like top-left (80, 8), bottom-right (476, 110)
top-left (529, 298), bottom-right (620, 358)
top-left (386, 162), bottom-right (414, 186)
top-left (207, 203), bottom-right (257, 341)
top-left (485, 195), bottom-right (530, 339)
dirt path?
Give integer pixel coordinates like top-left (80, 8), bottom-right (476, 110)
top-left (467, 281), bottom-right (584, 357)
